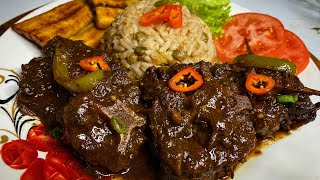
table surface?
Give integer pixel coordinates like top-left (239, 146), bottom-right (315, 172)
top-left (0, 0), bottom-right (319, 60)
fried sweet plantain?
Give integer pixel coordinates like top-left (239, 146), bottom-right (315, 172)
top-left (13, 0), bottom-right (85, 33)
top-left (13, 0), bottom-right (93, 47)
top-left (70, 23), bottom-right (105, 48)
top-left (89, 0), bottom-right (139, 8)
top-left (94, 7), bottom-right (122, 29)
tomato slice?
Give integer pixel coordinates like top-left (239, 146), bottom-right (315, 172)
top-left (215, 13), bottom-right (287, 63)
top-left (21, 158), bottom-right (45, 180)
top-left (1, 140), bottom-right (38, 169)
top-left (27, 124), bottom-right (59, 152)
top-left (278, 30), bottom-right (310, 75)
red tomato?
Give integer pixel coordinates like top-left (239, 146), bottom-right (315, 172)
top-left (44, 148), bottom-right (93, 180)
top-left (215, 13), bottom-right (287, 63)
top-left (27, 124), bottom-right (59, 152)
top-left (278, 30), bottom-right (310, 75)
top-left (1, 140), bottom-right (38, 169)
top-left (21, 158), bottom-right (45, 180)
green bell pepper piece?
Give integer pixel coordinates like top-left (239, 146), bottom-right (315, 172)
top-left (53, 47), bottom-right (105, 93)
top-left (233, 38), bottom-right (297, 75)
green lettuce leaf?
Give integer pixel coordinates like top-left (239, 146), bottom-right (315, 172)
top-left (154, 0), bottom-right (231, 37)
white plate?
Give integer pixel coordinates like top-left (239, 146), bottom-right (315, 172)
top-left (0, 0), bottom-right (320, 179)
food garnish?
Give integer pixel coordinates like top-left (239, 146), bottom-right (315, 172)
top-left (154, 0), bottom-right (231, 36)
top-left (51, 127), bottom-right (64, 141)
top-left (168, 67), bottom-right (203, 92)
top-left (1, 140), bottom-right (38, 169)
top-left (169, 5), bottom-right (183, 28)
top-left (111, 116), bottom-right (127, 134)
top-left (234, 54), bottom-right (297, 75)
top-left (53, 48), bottom-right (105, 93)
top-left (140, 3), bottom-right (172, 26)
top-left (234, 39), bottom-right (297, 75)
top-left (215, 13), bottom-right (310, 75)
top-left (277, 95), bottom-right (299, 104)
top-left (27, 124), bottom-right (59, 152)
top-left (20, 158), bottom-right (45, 180)
top-left (79, 56), bottom-right (110, 72)
top-left (44, 148), bottom-right (92, 179)
top-left (245, 73), bottom-right (275, 95)
top-left (215, 13), bottom-right (287, 64)
top-left (140, 3), bottom-right (183, 28)
top-left (278, 30), bottom-right (310, 75)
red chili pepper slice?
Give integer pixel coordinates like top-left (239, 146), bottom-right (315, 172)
top-left (140, 3), bottom-right (173, 26)
top-left (169, 5), bottom-right (182, 28)
top-left (245, 73), bottom-right (275, 95)
top-left (168, 67), bottom-right (204, 92)
top-left (79, 56), bottom-right (109, 72)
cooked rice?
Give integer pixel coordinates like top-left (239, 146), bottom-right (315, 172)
top-left (101, 0), bottom-right (216, 78)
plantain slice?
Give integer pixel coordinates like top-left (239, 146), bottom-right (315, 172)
top-left (70, 23), bottom-right (105, 48)
top-left (29, 5), bottom-right (93, 46)
top-left (95, 7), bottom-right (123, 29)
top-left (13, 0), bottom-right (85, 36)
top-left (89, 0), bottom-right (139, 8)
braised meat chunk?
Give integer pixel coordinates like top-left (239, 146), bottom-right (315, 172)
top-left (210, 64), bottom-right (318, 138)
top-left (62, 54), bottom-right (147, 173)
top-left (17, 56), bottom-right (72, 131)
top-left (141, 62), bottom-right (257, 179)
top-left (141, 61), bottom-right (320, 179)
top-left (18, 36), bottom-right (103, 132)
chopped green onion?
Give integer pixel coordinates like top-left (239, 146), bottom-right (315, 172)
top-left (111, 116), bottom-right (127, 134)
top-left (51, 127), bottom-right (63, 140)
top-left (276, 95), bottom-right (299, 104)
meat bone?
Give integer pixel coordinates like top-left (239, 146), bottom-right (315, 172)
top-left (99, 99), bottom-right (146, 154)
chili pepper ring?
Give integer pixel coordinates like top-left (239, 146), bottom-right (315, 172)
top-left (245, 73), bottom-right (275, 95)
top-left (168, 67), bottom-right (204, 92)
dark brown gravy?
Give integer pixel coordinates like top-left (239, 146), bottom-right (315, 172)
top-left (232, 130), bottom-right (292, 179)
top-left (85, 129), bottom-right (296, 180)
top-left (82, 143), bottom-right (161, 180)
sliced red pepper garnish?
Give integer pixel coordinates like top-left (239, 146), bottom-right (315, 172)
top-left (169, 5), bottom-right (182, 28)
top-left (79, 56), bottom-right (109, 72)
top-left (168, 67), bottom-right (203, 92)
top-left (140, 3), bottom-right (182, 28)
top-left (140, 3), bottom-right (173, 26)
top-left (245, 73), bottom-right (275, 95)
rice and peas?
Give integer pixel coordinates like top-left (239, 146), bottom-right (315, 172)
top-left (100, 0), bottom-right (216, 78)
